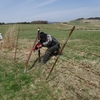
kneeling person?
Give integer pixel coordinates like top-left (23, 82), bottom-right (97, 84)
top-left (33, 32), bottom-right (60, 64)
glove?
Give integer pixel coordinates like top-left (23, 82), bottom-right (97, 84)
top-left (33, 43), bottom-right (42, 51)
top-left (36, 43), bottom-right (42, 48)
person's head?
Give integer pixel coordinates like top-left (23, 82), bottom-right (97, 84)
top-left (40, 32), bottom-right (47, 42)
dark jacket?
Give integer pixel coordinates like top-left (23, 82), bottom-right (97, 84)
top-left (39, 32), bottom-right (60, 48)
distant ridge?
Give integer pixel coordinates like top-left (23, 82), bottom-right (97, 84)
top-left (75, 17), bottom-right (100, 21)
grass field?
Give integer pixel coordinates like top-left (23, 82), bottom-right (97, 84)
top-left (0, 20), bottom-right (100, 100)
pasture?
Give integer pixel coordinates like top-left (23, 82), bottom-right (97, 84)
top-left (0, 20), bottom-right (100, 100)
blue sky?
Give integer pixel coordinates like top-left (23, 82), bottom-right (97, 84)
top-left (0, 0), bottom-right (100, 23)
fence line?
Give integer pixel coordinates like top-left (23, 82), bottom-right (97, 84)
top-left (1, 27), bottom-right (100, 61)
top-left (0, 27), bottom-right (100, 99)
top-left (19, 27), bottom-right (100, 31)
top-left (1, 26), bottom-right (100, 34)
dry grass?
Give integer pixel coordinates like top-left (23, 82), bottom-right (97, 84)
top-left (2, 24), bottom-right (18, 49)
top-left (0, 23), bottom-right (100, 100)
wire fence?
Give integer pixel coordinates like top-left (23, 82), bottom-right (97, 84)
top-left (0, 27), bottom-right (100, 67)
top-left (0, 27), bottom-right (100, 70)
top-left (0, 27), bottom-right (100, 99)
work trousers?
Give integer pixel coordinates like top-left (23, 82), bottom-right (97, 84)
top-left (43, 44), bottom-right (60, 64)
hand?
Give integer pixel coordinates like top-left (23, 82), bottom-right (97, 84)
top-left (33, 47), bottom-right (37, 51)
top-left (33, 43), bottom-right (42, 51)
top-left (36, 43), bottom-right (42, 48)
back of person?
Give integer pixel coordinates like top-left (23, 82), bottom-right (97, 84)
top-left (39, 32), bottom-right (60, 64)
top-left (40, 32), bottom-right (60, 48)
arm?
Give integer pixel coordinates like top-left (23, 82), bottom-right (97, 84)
top-left (42, 35), bottom-right (52, 46)
top-left (33, 42), bottom-right (42, 51)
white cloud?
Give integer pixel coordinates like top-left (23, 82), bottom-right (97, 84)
top-left (35, 0), bottom-right (58, 8)
top-left (28, 6), bottom-right (100, 22)
top-left (1, 0), bottom-right (100, 23)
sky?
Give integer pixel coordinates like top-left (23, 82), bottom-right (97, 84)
top-left (0, 0), bottom-right (100, 23)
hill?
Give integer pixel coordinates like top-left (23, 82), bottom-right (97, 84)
top-left (73, 17), bottom-right (100, 24)
top-left (75, 17), bottom-right (100, 21)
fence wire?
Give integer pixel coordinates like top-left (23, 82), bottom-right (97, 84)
top-left (0, 27), bottom-right (100, 100)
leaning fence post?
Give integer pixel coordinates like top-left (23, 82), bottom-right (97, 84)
top-left (14, 28), bottom-right (20, 61)
top-left (46, 26), bottom-right (75, 80)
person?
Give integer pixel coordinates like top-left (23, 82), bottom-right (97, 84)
top-left (33, 32), bottom-right (60, 65)
top-left (0, 33), bottom-right (3, 40)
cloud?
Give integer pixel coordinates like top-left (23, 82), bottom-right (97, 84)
top-left (35, 0), bottom-right (58, 8)
top-left (28, 6), bottom-right (100, 22)
top-left (1, 0), bottom-right (100, 23)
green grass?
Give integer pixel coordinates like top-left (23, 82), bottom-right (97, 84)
top-left (0, 60), bottom-right (56, 100)
top-left (0, 21), bottom-right (100, 100)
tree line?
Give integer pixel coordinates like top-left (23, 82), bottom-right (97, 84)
top-left (0, 20), bottom-right (48, 25)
